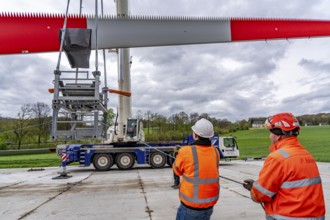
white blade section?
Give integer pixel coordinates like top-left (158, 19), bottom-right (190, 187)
top-left (87, 17), bottom-right (232, 48)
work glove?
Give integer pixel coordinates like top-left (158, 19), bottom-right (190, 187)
top-left (243, 179), bottom-right (254, 191)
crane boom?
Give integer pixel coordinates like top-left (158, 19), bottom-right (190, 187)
top-left (1, 13), bottom-right (330, 55)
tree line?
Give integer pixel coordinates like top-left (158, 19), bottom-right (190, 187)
top-left (1, 102), bottom-right (330, 149)
top-left (135, 111), bottom-right (250, 142)
top-left (0, 103), bottom-right (51, 150)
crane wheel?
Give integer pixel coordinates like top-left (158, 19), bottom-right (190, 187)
top-left (150, 152), bottom-right (166, 168)
top-left (93, 154), bottom-right (114, 171)
top-left (116, 153), bottom-right (135, 170)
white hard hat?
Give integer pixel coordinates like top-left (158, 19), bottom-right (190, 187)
top-left (191, 118), bottom-right (214, 138)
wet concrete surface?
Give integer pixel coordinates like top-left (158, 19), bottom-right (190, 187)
top-left (0, 160), bottom-right (329, 220)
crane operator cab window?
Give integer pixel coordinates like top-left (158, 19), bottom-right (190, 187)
top-left (126, 119), bottom-right (138, 138)
top-left (223, 138), bottom-right (237, 149)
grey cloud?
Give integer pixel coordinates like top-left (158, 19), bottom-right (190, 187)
top-left (129, 40), bottom-right (286, 121)
top-left (280, 87), bottom-right (330, 115)
top-left (0, 55), bottom-right (55, 116)
top-left (299, 58), bottom-right (330, 72)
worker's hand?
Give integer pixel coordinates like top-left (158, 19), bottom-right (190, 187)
top-left (243, 179), bottom-right (254, 191)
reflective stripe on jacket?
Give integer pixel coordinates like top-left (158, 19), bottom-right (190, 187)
top-left (172, 145), bottom-right (220, 208)
top-left (251, 137), bottom-right (325, 219)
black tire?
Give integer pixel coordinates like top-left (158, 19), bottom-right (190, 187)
top-left (150, 152), bottom-right (167, 168)
top-left (93, 154), bottom-right (114, 171)
top-left (116, 153), bottom-right (135, 170)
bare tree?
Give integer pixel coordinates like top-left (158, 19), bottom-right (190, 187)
top-left (189, 112), bottom-right (199, 125)
top-left (13, 104), bottom-right (31, 149)
top-left (30, 102), bottom-right (51, 145)
top-left (168, 112), bottom-right (189, 131)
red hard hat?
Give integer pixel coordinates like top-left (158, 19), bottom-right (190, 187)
top-left (265, 112), bottom-right (300, 132)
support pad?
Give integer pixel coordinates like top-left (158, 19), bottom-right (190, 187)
top-left (52, 172), bottom-right (73, 179)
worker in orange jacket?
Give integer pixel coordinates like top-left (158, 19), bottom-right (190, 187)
top-left (243, 112), bottom-right (326, 219)
top-left (173, 118), bottom-right (220, 220)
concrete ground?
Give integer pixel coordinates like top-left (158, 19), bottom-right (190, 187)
top-left (0, 160), bottom-right (329, 220)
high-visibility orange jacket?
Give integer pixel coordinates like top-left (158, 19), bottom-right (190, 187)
top-left (172, 144), bottom-right (220, 209)
top-left (251, 137), bottom-right (326, 219)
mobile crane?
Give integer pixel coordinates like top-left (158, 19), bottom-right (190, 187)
top-left (56, 132), bottom-right (239, 171)
top-left (52, 0), bottom-right (239, 173)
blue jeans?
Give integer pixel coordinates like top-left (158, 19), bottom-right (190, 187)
top-left (176, 203), bottom-right (214, 220)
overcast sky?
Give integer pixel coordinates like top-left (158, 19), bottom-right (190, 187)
top-left (1, 0), bottom-right (330, 121)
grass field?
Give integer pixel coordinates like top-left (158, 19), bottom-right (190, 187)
top-left (0, 126), bottom-right (329, 168)
top-left (233, 126), bottom-right (330, 162)
top-left (0, 153), bottom-right (61, 169)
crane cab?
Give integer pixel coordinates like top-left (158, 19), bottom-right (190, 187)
top-left (182, 134), bottom-right (239, 159)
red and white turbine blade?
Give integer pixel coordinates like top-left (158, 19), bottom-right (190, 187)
top-left (1, 13), bottom-right (330, 55)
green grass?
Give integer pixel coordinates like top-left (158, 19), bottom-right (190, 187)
top-left (295, 126), bottom-right (330, 162)
top-left (0, 153), bottom-right (61, 169)
top-left (231, 128), bottom-right (270, 158)
top-left (1, 126), bottom-right (329, 168)
top-left (231, 126), bottom-right (330, 162)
